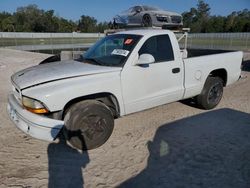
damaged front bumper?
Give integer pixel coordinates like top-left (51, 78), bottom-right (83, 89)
top-left (7, 94), bottom-right (64, 141)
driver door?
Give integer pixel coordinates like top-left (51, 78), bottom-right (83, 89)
top-left (121, 34), bottom-right (184, 114)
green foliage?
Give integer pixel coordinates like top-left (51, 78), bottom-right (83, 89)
top-left (0, 11), bottom-right (12, 31)
top-left (183, 0), bottom-right (250, 33)
top-left (1, 16), bottom-right (15, 32)
top-left (206, 16), bottom-right (225, 33)
top-left (225, 9), bottom-right (250, 32)
top-left (78, 15), bottom-right (98, 33)
top-left (197, 0), bottom-right (210, 19)
top-left (57, 18), bottom-right (76, 32)
top-left (76, 15), bottom-right (109, 33)
top-left (0, 4), bottom-right (109, 33)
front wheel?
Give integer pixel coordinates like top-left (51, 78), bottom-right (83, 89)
top-left (197, 77), bottom-right (224, 110)
top-left (64, 100), bottom-right (114, 150)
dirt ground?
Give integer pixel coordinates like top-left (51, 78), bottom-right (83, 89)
top-left (0, 49), bottom-right (250, 188)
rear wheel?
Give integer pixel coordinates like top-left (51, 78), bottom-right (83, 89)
top-left (64, 100), bottom-right (114, 150)
top-left (197, 77), bottom-right (223, 110)
top-left (142, 14), bottom-right (152, 27)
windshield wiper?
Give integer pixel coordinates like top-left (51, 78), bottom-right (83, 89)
top-left (83, 58), bottom-right (104, 66)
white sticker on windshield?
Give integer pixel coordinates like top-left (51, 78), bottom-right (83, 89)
top-left (111, 49), bottom-right (130, 57)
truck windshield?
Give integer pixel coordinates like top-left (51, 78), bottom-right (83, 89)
top-left (81, 34), bottom-right (142, 67)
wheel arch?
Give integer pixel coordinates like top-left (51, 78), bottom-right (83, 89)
top-left (143, 13), bottom-right (151, 18)
top-left (208, 69), bottom-right (227, 86)
top-left (142, 13), bottom-right (152, 26)
top-left (63, 92), bottom-right (120, 119)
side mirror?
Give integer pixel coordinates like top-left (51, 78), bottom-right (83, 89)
top-left (137, 54), bottom-right (155, 65)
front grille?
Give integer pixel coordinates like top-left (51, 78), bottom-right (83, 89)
top-left (171, 16), bottom-right (182, 24)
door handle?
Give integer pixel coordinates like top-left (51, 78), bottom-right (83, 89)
top-left (172, 68), bottom-right (180, 74)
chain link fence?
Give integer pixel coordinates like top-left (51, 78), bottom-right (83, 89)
top-left (0, 32), bottom-right (105, 54)
top-left (186, 32), bottom-right (250, 51)
top-left (1, 32), bottom-right (250, 54)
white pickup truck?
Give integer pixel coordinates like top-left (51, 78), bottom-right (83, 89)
top-left (8, 29), bottom-right (243, 150)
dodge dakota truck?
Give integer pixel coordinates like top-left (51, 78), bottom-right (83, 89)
top-left (7, 29), bottom-right (243, 150)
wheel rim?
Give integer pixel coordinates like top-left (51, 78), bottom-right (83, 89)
top-left (79, 115), bottom-right (107, 141)
top-left (143, 15), bottom-right (151, 27)
top-left (208, 83), bottom-right (222, 104)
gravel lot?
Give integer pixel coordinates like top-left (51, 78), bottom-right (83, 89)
top-left (0, 49), bottom-right (250, 188)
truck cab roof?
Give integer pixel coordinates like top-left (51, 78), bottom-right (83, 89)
top-left (115, 29), bottom-right (173, 37)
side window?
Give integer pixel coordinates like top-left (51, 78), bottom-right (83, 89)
top-left (139, 35), bottom-right (174, 62)
top-left (134, 6), bottom-right (142, 13)
top-left (131, 7), bottom-right (136, 14)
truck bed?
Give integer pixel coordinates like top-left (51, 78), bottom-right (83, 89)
top-left (187, 49), bottom-right (234, 58)
top-left (183, 51), bottom-right (243, 99)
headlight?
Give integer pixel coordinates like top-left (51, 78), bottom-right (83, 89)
top-left (155, 14), bottom-right (167, 18)
top-left (155, 14), bottom-right (168, 22)
top-left (22, 96), bottom-right (49, 114)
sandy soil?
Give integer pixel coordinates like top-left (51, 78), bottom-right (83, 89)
top-left (0, 49), bottom-right (250, 188)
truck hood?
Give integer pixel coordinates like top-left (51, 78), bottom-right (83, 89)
top-left (12, 60), bottom-right (122, 89)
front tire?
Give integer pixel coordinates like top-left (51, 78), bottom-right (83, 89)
top-left (197, 77), bottom-right (223, 110)
top-left (64, 100), bottom-right (114, 150)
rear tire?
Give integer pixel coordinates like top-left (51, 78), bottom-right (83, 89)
top-left (142, 14), bottom-right (152, 27)
top-left (64, 100), bottom-right (114, 150)
top-left (197, 77), bottom-right (223, 110)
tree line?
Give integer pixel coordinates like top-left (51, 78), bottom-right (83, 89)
top-left (182, 0), bottom-right (250, 32)
top-left (0, 1), bottom-right (249, 33)
top-left (0, 4), bottom-right (109, 33)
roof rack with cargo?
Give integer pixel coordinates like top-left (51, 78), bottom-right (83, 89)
top-left (104, 26), bottom-right (190, 52)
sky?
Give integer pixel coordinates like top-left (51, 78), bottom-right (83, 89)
top-left (0, 0), bottom-right (249, 22)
